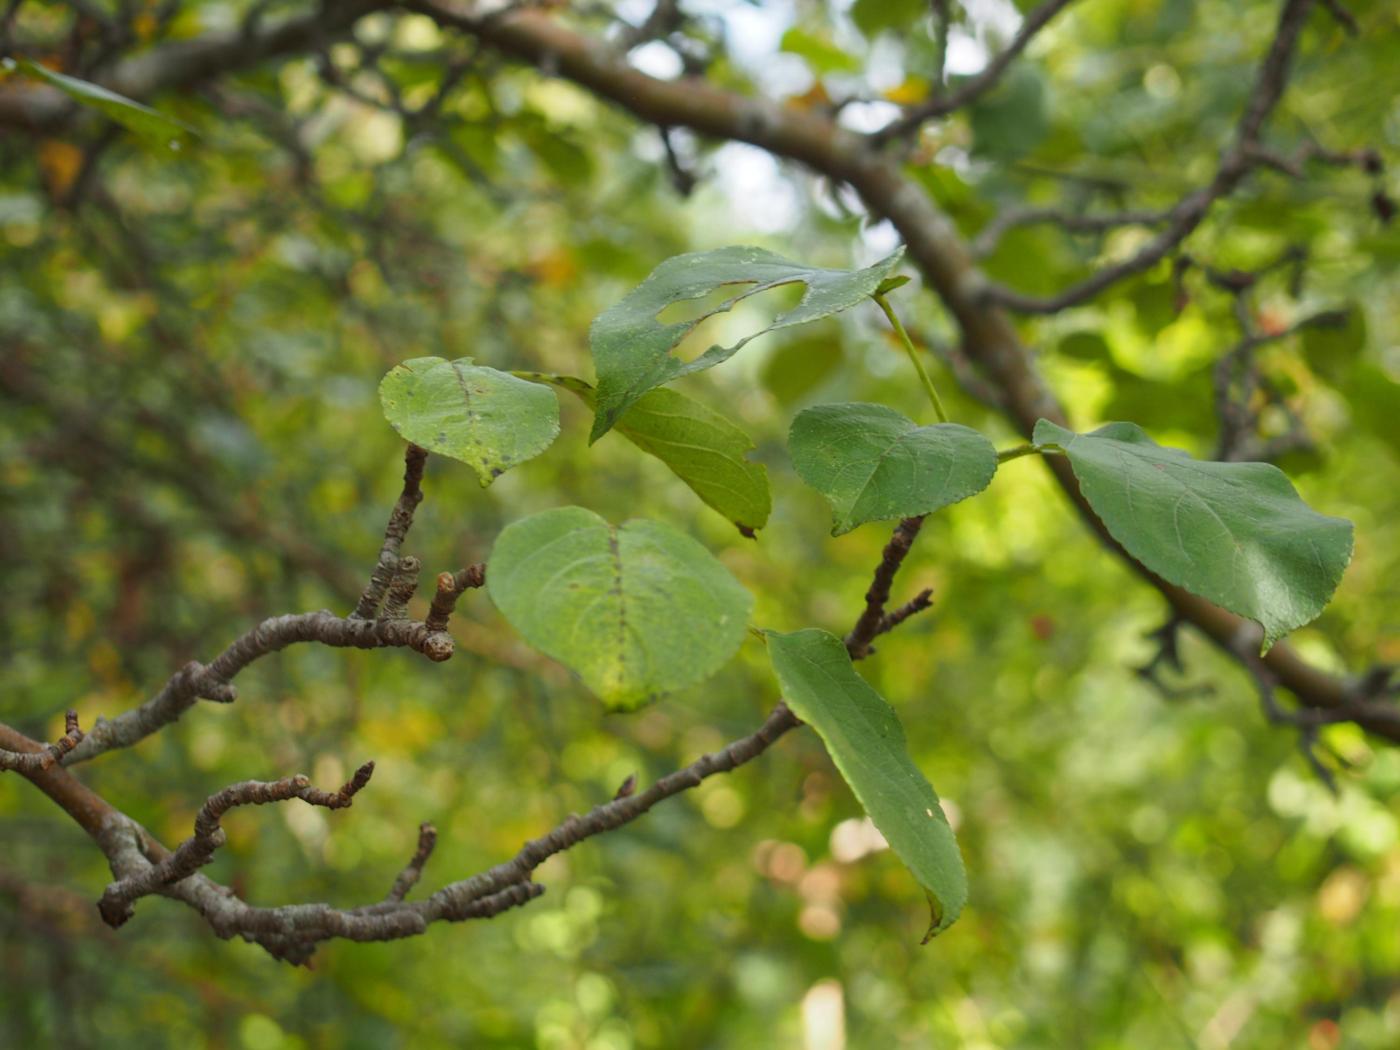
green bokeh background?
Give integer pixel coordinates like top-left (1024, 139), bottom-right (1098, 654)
top-left (1, 0), bottom-right (1397, 1046)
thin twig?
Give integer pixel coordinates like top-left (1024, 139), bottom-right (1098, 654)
top-left (981, 0), bottom-right (1330, 314)
top-left (874, 0), bottom-right (1078, 143)
top-left (424, 564), bottom-right (486, 632)
top-left (353, 444), bottom-right (428, 619)
top-left (845, 517), bottom-right (926, 659)
top-left (97, 763), bottom-right (376, 927)
top-left (386, 823), bottom-right (438, 902)
top-left (0, 711), bottom-right (82, 774)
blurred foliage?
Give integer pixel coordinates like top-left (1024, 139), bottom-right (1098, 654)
top-left (0, 0), bottom-right (1398, 1047)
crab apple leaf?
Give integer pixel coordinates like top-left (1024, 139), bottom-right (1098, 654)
top-left (789, 403), bottom-right (997, 535)
top-left (14, 59), bottom-right (196, 145)
top-left (487, 507), bottom-right (753, 709)
top-left (766, 628), bottom-right (966, 938)
top-left (589, 245), bottom-right (906, 441)
top-left (1033, 419), bottom-right (1353, 651)
top-left (379, 357), bottom-right (560, 486)
top-left (530, 374), bottom-right (771, 535)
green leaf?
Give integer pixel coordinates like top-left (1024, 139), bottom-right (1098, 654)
top-left (523, 374), bottom-right (771, 536)
top-left (13, 59), bottom-right (195, 145)
top-left (760, 334), bottom-right (844, 407)
top-left (968, 66), bottom-right (1048, 161)
top-left (780, 27), bottom-right (862, 75)
top-left (1301, 304), bottom-right (1367, 381)
top-left (379, 357), bottom-right (560, 486)
top-left (765, 628), bottom-right (966, 938)
top-left (789, 403), bottom-right (997, 535)
top-left (1033, 420), bottom-right (1353, 650)
top-left (612, 389), bottom-right (771, 536)
top-left (487, 507), bottom-right (753, 709)
top-left (850, 0), bottom-right (928, 36)
top-left (590, 246), bottom-right (905, 442)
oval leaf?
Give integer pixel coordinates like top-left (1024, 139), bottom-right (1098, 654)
top-left (789, 403), bottom-right (997, 535)
top-left (379, 357), bottom-right (559, 486)
top-left (487, 507), bottom-right (753, 709)
top-left (590, 246), bottom-right (905, 442)
top-left (15, 59), bottom-right (196, 145)
top-left (613, 388), bottom-right (771, 536)
top-left (531, 373), bottom-right (770, 535)
top-left (766, 628), bottom-right (966, 938)
top-left (1033, 419), bottom-right (1353, 650)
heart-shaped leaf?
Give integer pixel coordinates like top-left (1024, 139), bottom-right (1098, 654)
top-left (590, 246), bottom-right (905, 441)
top-left (1034, 419), bottom-right (1353, 650)
top-left (379, 357), bottom-right (559, 486)
top-left (529, 373), bottom-right (770, 536)
top-left (487, 507), bottom-right (753, 709)
top-left (789, 403), bottom-right (997, 535)
top-left (766, 628), bottom-right (966, 939)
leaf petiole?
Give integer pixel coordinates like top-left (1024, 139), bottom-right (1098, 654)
top-left (873, 293), bottom-right (949, 425)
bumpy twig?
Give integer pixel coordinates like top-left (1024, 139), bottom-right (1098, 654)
top-left (0, 463), bottom-right (929, 964)
top-left (424, 564), bottom-right (486, 632)
top-left (0, 711), bottom-right (82, 774)
top-left (353, 444), bottom-right (428, 619)
top-left (98, 763), bottom-right (376, 927)
top-left (65, 611), bottom-right (456, 766)
top-left (845, 517), bottom-right (927, 659)
top-left (386, 823), bottom-right (438, 902)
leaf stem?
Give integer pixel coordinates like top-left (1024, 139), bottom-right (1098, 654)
top-left (996, 443), bottom-right (1041, 463)
top-left (873, 293), bottom-right (949, 424)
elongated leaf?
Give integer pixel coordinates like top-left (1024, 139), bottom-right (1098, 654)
top-left (590, 246), bottom-right (905, 441)
top-left (789, 403), bottom-right (997, 535)
top-left (14, 59), bottom-right (195, 144)
top-left (1034, 420), bottom-right (1353, 650)
top-left (615, 389), bottom-right (770, 535)
top-left (379, 357), bottom-right (559, 486)
top-left (487, 507), bottom-right (753, 709)
top-left (526, 373), bottom-right (770, 535)
top-left (766, 628), bottom-right (966, 938)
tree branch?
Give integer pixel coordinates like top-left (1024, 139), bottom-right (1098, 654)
top-left (0, 710), bottom-right (82, 773)
top-left (845, 517), bottom-right (926, 659)
top-left (979, 0), bottom-right (1333, 314)
top-left (873, 0), bottom-right (1079, 143)
top-left (353, 444), bottom-right (428, 619)
top-left (97, 763), bottom-right (376, 927)
top-left (0, 0), bottom-right (387, 131)
top-left (413, 0), bottom-right (1388, 743)
top-left (3, 488), bottom-right (930, 964)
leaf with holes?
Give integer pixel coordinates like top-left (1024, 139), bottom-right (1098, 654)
top-left (589, 245), bottom-right (905, 441)
top-left (14, 59), bottom-right (196, 145)
top-left (526, 373), bottom-right (770, 536)
top-left (766, 628), bottom-right (966, 939)
top-left (487, 507), bottom-right (753, 709)
top-left (1033, 420), bottom-right (1353, 651)
top-left (789, 403), bottom-right (997, 535)
top-left (379, 357), bottom-right (560, 486)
